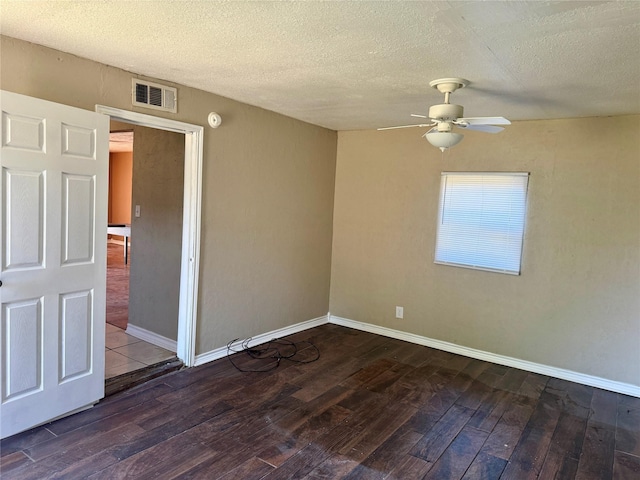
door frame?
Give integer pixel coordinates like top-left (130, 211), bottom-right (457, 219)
top-left (96, 105), bottom-right (203, 367)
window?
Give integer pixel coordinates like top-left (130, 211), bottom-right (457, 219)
top-left (434, 172), bottom-right (529, 275)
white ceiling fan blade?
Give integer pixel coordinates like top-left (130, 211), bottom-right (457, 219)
top-left (377, 123), bottom-right (434, 131)
top-left (457, 116), bottom-right (511, 125)
top-left (457, 124), bottom-right (504, 133)
top-left (410, 114), bottom-right (429, 119)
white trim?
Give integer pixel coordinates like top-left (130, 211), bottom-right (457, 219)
top-left (126, 324), bottom-right (178, 352)
top-left (194, 315), bottom-right (329, 367)
top-left (96, 105), bottom-right (203, 367)
top-left (329, 315), bottom-right (640, 398)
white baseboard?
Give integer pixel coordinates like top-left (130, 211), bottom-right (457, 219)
top-left (329, 315), bottom-right (640, 398)
top-left (194, 315), bottom-right (329, 367)
top-left (188, 312), bottom-right (639, 397)
top-left (126, 324), bottom-right (177, 353)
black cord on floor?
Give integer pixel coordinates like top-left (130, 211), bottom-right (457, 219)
top-left (226, 337), bottom-right (320, 372)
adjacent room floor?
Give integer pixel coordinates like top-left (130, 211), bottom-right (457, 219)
top-left (105, 323), bottom-right (175, 379)
top-left (105, 240), bottom-right (177, 380)
top-left (106, 240), bottom-right (130, 331)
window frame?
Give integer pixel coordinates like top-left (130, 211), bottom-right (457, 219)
top-left (434, 171), bottom-right (530, 275)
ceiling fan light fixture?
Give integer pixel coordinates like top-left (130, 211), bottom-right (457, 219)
top-left (424, 130), bottom-right (464, 152)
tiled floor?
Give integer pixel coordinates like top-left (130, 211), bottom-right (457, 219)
top-left (105, 323), bottom-right (175, 379)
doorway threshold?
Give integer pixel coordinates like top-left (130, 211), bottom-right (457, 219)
top-left (105, 357), bottom-right (183, 397)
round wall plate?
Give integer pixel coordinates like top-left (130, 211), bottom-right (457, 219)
top-left (208, 112), bottom-right (222, 128)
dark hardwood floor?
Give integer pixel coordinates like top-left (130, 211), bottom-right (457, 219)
top-left (2, 324), bottom-right (639, 479)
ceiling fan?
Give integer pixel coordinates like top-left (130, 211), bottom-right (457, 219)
top-left (378, 78), bottom-right (510, 151)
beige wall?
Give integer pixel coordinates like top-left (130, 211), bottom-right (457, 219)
top-left (330, 116), bottom-right (640, 386)
top-left (0, 36), bottom-right (337, 354)
top-left (3, 35), bottom-right (637, 388)
top-left (128, 125), bottom-right (184, 340)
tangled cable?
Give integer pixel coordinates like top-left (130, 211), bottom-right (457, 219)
top-left (226, 337), bottom-right (320, 372)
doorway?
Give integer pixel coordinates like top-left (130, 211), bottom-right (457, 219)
top-left (97, 105), bottom-right (204, 368)
top-left (105, 125), bottom-right (180, 382)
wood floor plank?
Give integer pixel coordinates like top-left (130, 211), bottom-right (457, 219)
top-left (35, 450), bottom-right (122, 480)
top-left (335, 400), bottom-right (418, 459)
top-left (455, 376), bottom-right (495, 410)
top-left (409, 404), bottom-right (475, 463)
top-left (215, 456), bottom-right (274, 480)
top-left (172, 439), bottom-right (272, 479)
top-left (429, 349), bottom-right (473, 371)
top-left (303, 453), bottom-right (362, 479)
top-left (500, 389), bottom-right (564, 479)
top-left (361, 361), bottom-right (414, 394)
top-left (0, 451), bottom-right (32, 474)
top-left (480, 399), bottom-right (536, 460)
top-left (618, 393), bottom-right (640, 410)
top-left (466, 389), bottom-right (512, 432)
top-left (257, 403), bottom-right (352, 467)
top-left (386, 340), bottom-right (438, 368)
top-left (257, 422), bottom-right (358, 479)
top-left (612, 450), bottom-right (640, 480)
top-left (461, 452), bottom-right (508, 480)
top-left (24, 414), bottom-right (148, 462)
top-left (517, 372), bottom-right (549, 401)
top-left (87, 433), bottom-right (216, 480)
top-left (493, 367), bottom-right (529, 393)
top-left (616, 400), bottom-right (640, 456)
top-left (9, 423), bottom-right (146, 480)
top-left (195, 385), bottom-right (304, 448)
top-left (289, 336), bottom-right (390, 402)
top-left (575, 388), bottom-right (618, 480)
top-left (384, 363), bottom-right (441, 408)
top-left (385, 454), bottom-right (434, 479)
top-left (338, 358), bottom-right (397, 389)
top-left (44, 382), bottom-right (174, 436)
top-left (3, 324), bottom-right (635, 480)
top-left (343, 426), bottom-right (423, 480)
top-left (0, 425), bottom-right (56, 457)
top-left (101, 400), bottom-right (232, 464)
top-left (422, 425), bottom-right (489, 480)
top-left (537, 409), bottom-right (589, 479)
top-left (460, 358), bottom-right (492, 379)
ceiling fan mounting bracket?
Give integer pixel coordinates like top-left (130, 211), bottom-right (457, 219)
top-left (429, 77), bottom-right (469, 95)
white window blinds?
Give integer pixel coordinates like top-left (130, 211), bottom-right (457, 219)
top-left (435, 172), bottom-right (529, 275)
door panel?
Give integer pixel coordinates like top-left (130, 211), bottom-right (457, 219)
top-left (1, 112), bottom-right (45, 152)
top-left (0, 90), bottom-right (108, 439)
top-left (2, 298), bottom-right (42, 400)
top-left (3, 169), bottom-right (44, 269)
top-left (61, 123), bottom-right (96, 158)
top-left (59, 290), bottom-right (92, 381)
top-left (62, 173), bottom-right (95, 264)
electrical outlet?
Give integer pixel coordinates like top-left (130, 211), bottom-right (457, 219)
top-left (395, 306), bottom-right (404, 319)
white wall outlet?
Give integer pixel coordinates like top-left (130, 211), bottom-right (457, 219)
top-left (395, 306), bottom-right (404, 319)
top-left (135, 205), bottom-right (141, 217)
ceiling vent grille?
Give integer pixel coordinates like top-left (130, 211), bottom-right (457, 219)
top-left (132, 79), bottom-right (177, 113)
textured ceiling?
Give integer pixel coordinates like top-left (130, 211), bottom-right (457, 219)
top-left (1, 1), bottom-right (639, 130)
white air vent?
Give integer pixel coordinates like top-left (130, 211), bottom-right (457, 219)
top-left (132, 79), bottom-right (177, 113)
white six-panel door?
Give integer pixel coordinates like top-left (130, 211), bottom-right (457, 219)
top-left (0, 90), bottom-right (109, 438)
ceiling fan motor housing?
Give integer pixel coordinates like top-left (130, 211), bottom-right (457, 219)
top-left (428, 103), bottom-right (463, 122)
